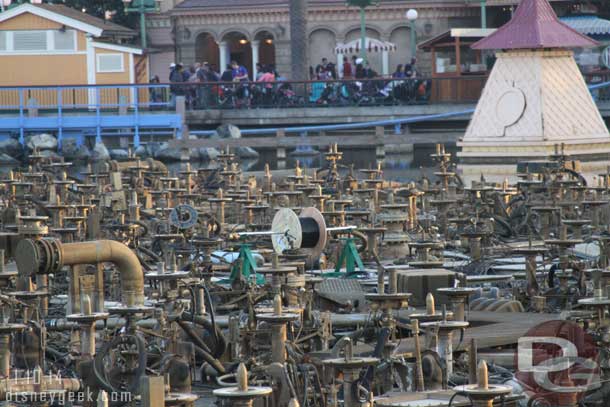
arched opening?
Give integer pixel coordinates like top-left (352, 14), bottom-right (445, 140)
top-left (195, 32), bottom-right (219, 71)
top-left (309, 28), bottom-right (336, 77)
top-left (389, 26), bottom-right (411, 73)
top-left (344, 27), bottom-right (383, 75)
top-left (222, 31), bottom-right (252, 78)
top-left (254, 30), bottom-right (276, 71)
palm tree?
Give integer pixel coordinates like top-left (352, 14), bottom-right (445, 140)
top-left (289, 0), bottom-right (308, 81)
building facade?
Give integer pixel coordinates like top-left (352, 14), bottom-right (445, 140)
top-left (0, 2), bottom-right (146, 91)
top-left (146, 0), bottom-right (606, 82)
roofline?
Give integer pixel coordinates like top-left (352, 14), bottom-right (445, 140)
top-left (0, 3), bottom-right (104, 37)
top-left (91, 41), bottom-right (143, 55)
top-left (171, 0), bottom-right (461, 13)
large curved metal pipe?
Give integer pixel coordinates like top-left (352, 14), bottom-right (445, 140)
top-left (16, 239), bottom-right (144, 307)
top-left (108, 159), bottom-right (168, 174)
top-left (60, 240), bottom-right (144, 307)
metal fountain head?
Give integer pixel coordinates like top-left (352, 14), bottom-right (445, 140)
top-left (273, 294), bottom-right (283, 315)
top-left (477, 360), bottom-right (489, 390)
top-left (343, 337), bottom-right (354, 362)
top-left (237, 363), bottom-right (249, 392)
top-left (426, 292), bottom-right (436, 315)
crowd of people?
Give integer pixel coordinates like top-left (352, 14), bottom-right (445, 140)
top-left (159, 56), bottom-right (431, 109)
top-left (309, 56), bottom-right (430, 106)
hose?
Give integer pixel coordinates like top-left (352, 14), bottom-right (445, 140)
top-left (135, 252), bottom-right (153, 272)
top-left (93, 332), bottom-right (147, 407)
top-left (448, 391), bottom-right (473, 407)
top-left (298, 364), bottom-right (309, 407)
top-left (301, 363), bottom-right (326, 407)
top-left (176, 319), bottom-right (225, 374)
top-left (203, 284), bottom-right (219, 346)
top-left (351, 230), bottom-right (368, 253)
top-left (137, 245), bottom-right (162, 264)
top-left (181, 312), bottom-right (227, 359)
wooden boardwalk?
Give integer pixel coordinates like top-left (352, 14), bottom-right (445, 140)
top-left (169, 128), bottom-right (462, 150)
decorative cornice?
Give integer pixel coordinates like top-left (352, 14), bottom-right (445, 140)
top-left (168, 5), bottom-right (476, 27)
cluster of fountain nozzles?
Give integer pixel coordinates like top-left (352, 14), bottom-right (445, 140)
top-left (0, 143), bottom-right (606, 406)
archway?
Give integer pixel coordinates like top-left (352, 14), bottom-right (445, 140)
top-left (254, 30), bottom-right (276, 74)
top-left (309, 28), bottom-right (336, 77)
top-left (345, 27), bottom-right (382, 75)
top-left (389, 26), bottom-right (411, 73)
top-left (222, 31), bottom-right (252, 78)
top-left (195, 32), bottom-right (219, 71)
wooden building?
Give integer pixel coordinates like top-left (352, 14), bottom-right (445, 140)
top-left (0, 3), bottom-right (146, 105)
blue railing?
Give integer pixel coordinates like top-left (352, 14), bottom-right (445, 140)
top-left (0, 78), bottom-right (609, 150)
top-left (0, 84), bottom-right (179, 149)
top-left (188, 80), bottom-right (610, 137)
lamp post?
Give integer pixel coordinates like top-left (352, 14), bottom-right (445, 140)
top-left (406, 9), bottom-right (418, 59)
top-left (480, 0), bottom-right (487, 29)
top-left (346, 0), bottom-right (379, 62)
top-left (122, 0), bottom-right (159, 49)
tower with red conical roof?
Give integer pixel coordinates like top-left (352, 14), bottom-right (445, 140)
top-left (458, 0), bottom-right (610, 182)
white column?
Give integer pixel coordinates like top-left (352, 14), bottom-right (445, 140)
top-left (86, 36), bottom-right (96, 107)
top-left (382, 49), bottom-right (389, 76)
top-left (219, 41), bottom-right (228, 73)
top-left (335, 42), bottom-right (343, 78)
top-left (251, 40), bottom-right (260, 79)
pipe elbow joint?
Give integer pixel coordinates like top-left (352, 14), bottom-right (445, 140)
top-left (16, 238), bottom-right (144, 308)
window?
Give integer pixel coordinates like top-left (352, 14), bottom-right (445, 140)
top-left (0, 30), bottom-right (77, 53)
top-left (53, 30), bottom-right (76, 51)
top-left (97, 53), bottom-right (124, 73)
top-left (13, 30), bottom-right (47, 51)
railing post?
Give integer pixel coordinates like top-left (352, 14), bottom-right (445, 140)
top-left (176, 95), bottom-right (186, 140)
top-left (277, 129), bottom-right (286, 170)
top-left (134, 86), bottom-right (140, 149)
top-left (27, 98), bottom-right (38, 118)
top-left (18, 88), bottom-right (24, 147)
top-left (118, 95), bottom-right (128, 115)
top-left (95, 87), bottom-right (102, 145)
top-left (375, 126), bottom-right (385, 158)
top-left (57, 88), bottom-right (63, 151)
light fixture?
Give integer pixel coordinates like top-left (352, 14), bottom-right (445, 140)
top-left (265, 39), bottom-right (273, 45)
top-left (122, 0), bottom-right (133, 3)
top-left (239, 39), bottom-right (248, 45)
top-left (406, 9), bottom-right (418, 21)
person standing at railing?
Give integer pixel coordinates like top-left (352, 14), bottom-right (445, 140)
top-left (197, 62), bottom-right (218, 109)
top-left (255, 63), bottom-right (264, 81)
top-left (231, 60), bottom-right (250, 108)
top-left (186, 64), bottom-right (200, 109)
top-left (258, 65), bottom-right (276, 106)
top-left (169, 63), bottom-right (185, 109)
top-left (408, 58), bottom-right (430, 103)
top-left (355, 58), bottom-right (365, 79)
top-left (149, 76), bottom-right (161, 110)
top-left (221, 65), bottom-right (233, 82)
top-left (310, 68), bottom-right (332, 104)
top-left (341, 56), bottom-right (353, 79)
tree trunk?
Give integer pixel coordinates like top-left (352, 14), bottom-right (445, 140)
top-left (289, 0), bottom-right (308, 81)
